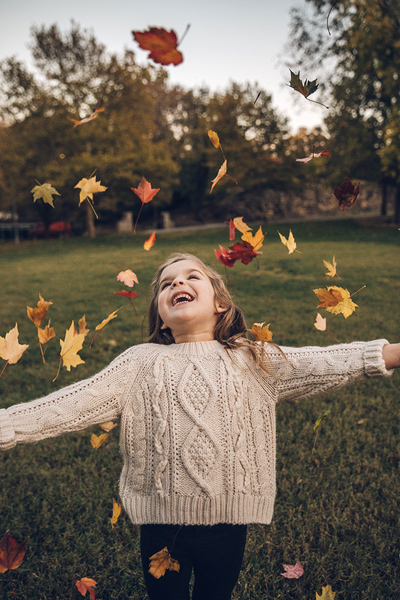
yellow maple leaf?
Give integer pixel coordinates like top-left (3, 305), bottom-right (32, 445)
top-left (31, 182), bottom-right (60, 208)
top-left (313, 286), bottom-right (358, 318)
top-left (233, 216), bottom-right (252, 234)
top-left (75, 176), bottom-right (107, 205)
top-left (210, 159), bottom-right (227, 193)
top-left (100, 421), bottom-right (118, 432)
top-left (207, 129), bottom-right (220, 148)
top-left (90, 432), bottom-right (109, 448)
top-left (316, 584), bottom-right (336, 600)
top-left (0, 324), bottom-right (29, 365)
top-left (27, 293), bottom-right (53, 327)
top-left (110, 498), bottom-right (122, 525)
top-left (95, 307), bottom-right (123, 331)
top-left (248, 322), bottom-right (273, 342)
top-left (242, 226), bottom-right (265, 251)
top-left (278, 230), bottom-right (299, 254)
top-left (148, 547), bottom-right (180, 579)
top-left (37, 322), bottom-right (56, 344)
top-left (59, 321), bottom-right (85, 371)
top-left (323, 256), bottom-right (338, 278)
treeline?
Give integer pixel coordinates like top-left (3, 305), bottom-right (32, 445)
top-left (0, 17), bottom-right (398, 235)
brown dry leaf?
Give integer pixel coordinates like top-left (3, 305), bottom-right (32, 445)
top-left (90, 432), bottom-right (109, 448)
top-left (38, 322), bottom-right (56, 344)
top-left (0, 324), bottom-right (29, 365)
top-left (100, 421), bottom-right (118, 432)
top-left (110, 498), bottom-right (122, 525)
top-left (208, 129), bottom-right (220, 148)
top-left (27, 293), bottom-right (53, 327)
top-left (76, 577), bottom-right (97, 599)
top-left (149, 547), bottom-right (180, 579)
top-left (0, 532), bottom-right (28, 573)
top-left (248, 322), bottom-right (273, 342)
top-left (95, 308), bottom-right (123, 331)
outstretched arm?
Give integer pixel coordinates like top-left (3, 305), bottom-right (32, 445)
top-left (382, 343), bottom-right (400, 370)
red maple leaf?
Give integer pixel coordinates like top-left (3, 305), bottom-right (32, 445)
top-left (214, 245), bottom-right (237, 267)
top-left (113, 290), bottom-right (137, 298)
top-left (229, 241), bottom-right (261, 265)
top-left (132, 28), bottom-right (183, 65)
top-left (131, 176), bottom-right (160, 232)
top-left (0, 532), bottom-right (28, 573)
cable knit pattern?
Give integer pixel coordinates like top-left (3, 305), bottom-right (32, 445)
top-left (0, 339), bottom-right (392, 525)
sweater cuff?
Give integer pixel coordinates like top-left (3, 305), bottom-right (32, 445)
top-left (0, 409), bottom-right (16, 450)
top-left (364, 339), bottom-right (393, 378)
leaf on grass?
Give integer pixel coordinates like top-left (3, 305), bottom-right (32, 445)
top-left (208, 129), bottom-right (220, 148)
top-left (95, 308), bottom-right (122, 331)
top-left (117, 270), bottom-right (139, 287)
top-left (314, 408), bottom-right (331, 432)
top-left (316, 584), bottom-right (336, 599)
top-left (113, 290), bottom-right (137, 299)
top-left (38, 322), bottom-right (56, 344)
top-left (0, 532), bottom-right (28, 573)
top-left (110, 498), bottom-right (122, 525)
top-left (76, 577), bottom-right (97, 599)
top-left (132, 28), bottom-right (183, 65)
top-left (75, 176), bottom-right (107, 206)
top-left (314, 313), bottom-right (327, 331)
top-left (281, 561), bottom-right (304, 579)
top-left (144, 231), bottom-right (156, 251)
top-left (248, 322), bottom-right (273, 342)
top-left (59, 322), bottom-right (85, 371)
top-left (69, 106), bottom-right (105, 128)
top-left (0, 324), bottom-right (29, 365)
top-left (132, 177), bottom-right (160, 204)
top-left (313, 286), bottom-right (358, 318)
top-left (323, 256), bottom-right (338, 278)
top-left (334, 178), bottom-right (360, 210)
top-left (149, 547), bottom-right (180, 579)
top-left (278, 230), bottom-right (299, 254)
top-left (27, 293), bottom-right (53, 327)
top-left (31, 183), bottom-right (60, 208)
top-left (210, 159), bottom-right (227, 193)
top-left (90, 432), bottom-right (109, 448)
top-left (296, 151), bottom-right (331, 163)
top-left (100, 421), bottom-right (118, 432)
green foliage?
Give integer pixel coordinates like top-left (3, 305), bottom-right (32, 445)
top-left (0, 220), bottom-right (399, 599)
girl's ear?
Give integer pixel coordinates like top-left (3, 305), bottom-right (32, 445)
top-left (215, 302), bottom-right (228, 314)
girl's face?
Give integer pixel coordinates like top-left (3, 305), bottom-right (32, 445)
top-left (157, 259), bottom-right (226, 343)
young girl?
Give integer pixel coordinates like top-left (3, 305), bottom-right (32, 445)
top-left (0, 253), bottom-right (399, 600)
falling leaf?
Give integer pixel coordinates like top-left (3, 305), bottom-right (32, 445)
top-left (90, 432), bottom-right (109, 448)
top-left (316, 584), bottom-right (336, 600)
top-left (59, 322), bottom-right (85, 371)
top-left (100, 421), bottom-right (118, 432)
top-left (281, 561), bottom-right (304, 579)
top-left (296, 151), bottom-right (331, 163)
top-left (95, 308), bottom-right (122, 331)
top-left (314, 408), bottom-right (331, 432)
top-left (0, 532), bottom-right (28, 573)
top-left (288, 69), bottom-right (328, 108)
top-left (113, 290), bottom-right (137, 299)
top-left (76, 577), bottom-right (97, 599)
top-left (334, 178), bottom-right (360, 210)
top-left (27, 293), bottom-right (53, 327)
top-left (233, 216), bottom-right (252, 235)
top-left (229, 219), bottom-right (235, 241)
top-left (78, 315), bottom-right (90, 338)
top-left (323, 256), bottom-right (338, 278)
top-left (242, 226), bottom-right (265, 252)
top-left (148, 547), bottom-right (180, 579)
top-left (117, 269), bottom-right (139, 287)
top-left (132, 177), bottom-right (160, 205)
top-left (278, 230), bottom-right (299, 254)
top-left (210, 159), bottom-right (227, 193)
top-left (144, 231), bottom-right (156, 251)
top-left (110, 498), bottom-right (122, 526)
top-left (230, 241), bottom-right (261, 265)
top-left (0, 324), bottom-right (29, 365)
top-left (314, 313), bottom-right (327, 331)
top-left (69, 106), bottom-right (105, 128)
top-left (248, 322), bottom-right (273, 342)
top-left (313, 286), bottom-right (358, 318)
top-left (31, 182), bottom-right (60, 208)
top-left (37, 323), bottom-right (56, 344)
top-left (75, 176), bottom-right (107, 206)
top-left (208, 129), bottom-right (220, 148)
top-left (132, 27), bottom-right (183, 65)
top-left (214, 245), bottom-right (237, 268)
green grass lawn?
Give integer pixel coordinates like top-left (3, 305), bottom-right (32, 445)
top-left (0, 218), bottom-right (399, 599)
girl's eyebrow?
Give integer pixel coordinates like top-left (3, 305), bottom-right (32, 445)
top-left (160, 268), bottom-right (203, 285)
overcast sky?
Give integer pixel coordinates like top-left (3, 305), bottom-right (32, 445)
top-left (0, 0), bottom-right (326, 133)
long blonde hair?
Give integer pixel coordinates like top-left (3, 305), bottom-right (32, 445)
top-left (147, 253), bottom-right (277, 369)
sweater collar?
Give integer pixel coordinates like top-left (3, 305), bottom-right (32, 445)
top-left (165, 340), bottom-right (223, 357)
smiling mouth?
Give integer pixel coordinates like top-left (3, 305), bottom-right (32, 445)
top-left (171, 292), bottom-right (195, 306)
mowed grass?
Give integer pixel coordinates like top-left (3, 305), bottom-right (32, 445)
top-left (0, 218), bottom-right (399, 600)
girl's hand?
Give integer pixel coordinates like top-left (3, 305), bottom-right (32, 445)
top-left (382, 343), bottom-right (400, 370)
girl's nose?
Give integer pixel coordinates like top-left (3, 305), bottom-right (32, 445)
top-left (171, 278), bottom-right (184, 288)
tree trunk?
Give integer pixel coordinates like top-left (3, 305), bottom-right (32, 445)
top-left (380, 181), bottom-right (387, 216)
top-left (395, 183), bottom-right (400, 225)
top-left (86, 202), bottom-right (96, 238)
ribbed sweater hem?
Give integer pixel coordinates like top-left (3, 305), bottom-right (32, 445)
top-left (120, 494), bottom-right (275, 525)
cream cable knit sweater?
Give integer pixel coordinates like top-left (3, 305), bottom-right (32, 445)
top-left (0, 339), bottom-right (392, 525)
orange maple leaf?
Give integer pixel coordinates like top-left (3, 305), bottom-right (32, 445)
top-left (90, 432), bottom-right (109, 448)
top-left (95, 308), bottom-right (122, 331)
top-left (210, 159), bottom-right (227, 193)
top-left (27, 293), bottom-right (53, 327)
top-left (148, 547), bottom-right (180, 579)
top-left (248, 322), bottom-right (273, 342)
top-left (144, 231), bottom-right (156, 251)
top-left (0, 532), bottom-right (28, 573)
top-left (131, 177), bottom-right (160, 232)
top-left (69, 106), bottom-right (105, 128)
top-left (76, 577), bottom-right (97, 599)
top-left (132, 28), bottom-right (183, 65)
top-left (110, 498), bottom-right (122, 526)
top-left (37, 322), bottom-right (56, 345)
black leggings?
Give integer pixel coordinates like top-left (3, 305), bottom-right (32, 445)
top-left (140, 523), bottom-right (247, 600)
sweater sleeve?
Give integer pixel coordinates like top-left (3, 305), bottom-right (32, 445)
top-left (267, 339), bottom-right (393, 403)
top-left (0, 345), bottom-right (141, 451)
